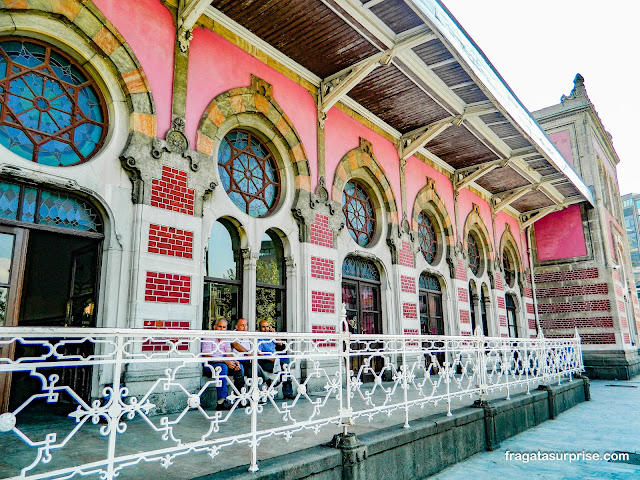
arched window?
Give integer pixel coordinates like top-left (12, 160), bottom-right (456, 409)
top-left (341, 256), bottom-right (381, 334)
top-left (0, 180), bottom-right (102, 233)
top-left (480, 287), bottom-right (490, 337)
top-left (256, 230), bottom-right (286, 332)
top-left (418, 211), bottom-right (437, 264)
top-left (342, 180), bottom-right (376, 247)
top-left (419, 273), bottom-right (443, 335)
top-left (218, 130), bottom-right (280, 217)
top-left (506, 294), bottom-right (518, 338)
top-left (468, 281), bottom-right (477, 333)
top-left (503, 251), bottom-right (515, 288)
top-left (203, 220), bottom-right (242, 329)
top-left (467, 232), bottom-right (481, 276)
top-left (0, 38), bottom-right (107, 166)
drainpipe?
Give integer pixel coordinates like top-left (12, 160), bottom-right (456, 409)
top-left (525, 225), bottom-right (541, 334)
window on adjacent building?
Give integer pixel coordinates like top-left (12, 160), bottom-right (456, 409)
top-left (218, 129), bottom-right (281, 217)
top-left (256, 230), bottom-right (286, 332)
top-left (506, 294), bottom-right (518, 338)
top-left (0, 38), bottom-right (107, 166)
top-left (203, 220), bottom-right (242, 329)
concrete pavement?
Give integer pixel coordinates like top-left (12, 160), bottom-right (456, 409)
top-left (431, 379), bottom-right (640, 479)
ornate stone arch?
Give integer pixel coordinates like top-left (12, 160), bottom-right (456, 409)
top-left (411, 177), bottom-right (455, 249)
top-left (331, 138), bottom-right (399, 225)
top-left (499, 225), bottom-right (522, 269)
top-left (196, 75), bottom-right (312, 193)
top-left (0, 0), bottom-right (156, 137)
top-left (499, 225), bottom-right (522, 290)
top-left (462, 204), bottom-right (493, 260)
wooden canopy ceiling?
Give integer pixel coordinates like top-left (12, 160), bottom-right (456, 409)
top-left (182, 0), bottom-right (594, 222)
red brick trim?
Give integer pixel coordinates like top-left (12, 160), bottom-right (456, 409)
top-left (310, 214), bottom-right (333, 248)
top-left (536, 284), bottom-right (608, 298)
top-left (142, 320), bottom-right (189, 352)
top-left (402, 303), bottom-right (417, 319)
top-left (401, 275), bottom-right (416, 294)
top-left (148, 224), bottom-right (193, 258)
top-left (537, 300), bottom-right (610, 314)
top-left (311, 256), bottom-right (335, 280)
top-left (145, 272), bottom-right (191, 304)
top-left (151, 166), bottom-right (194, 215)
top-left (535, 268), bottom-right (598, 283)
top-left (312, 325), bottom-right (336, 347)
top-left (311, 291), bottom-right (335, 313)
top-left (399, 241), bottom-right (414, 268)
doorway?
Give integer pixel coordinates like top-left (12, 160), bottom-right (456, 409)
top-left (419, 273), bottom-right (445, 373)
top-left (341, 256), bottom-right (383, 382)
top-left (6, 230), bottom-right (101, 411)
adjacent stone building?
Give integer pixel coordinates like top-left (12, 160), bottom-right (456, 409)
top-left (533, 75), bottom-right (640, 378)
top-left (0, 0), bottom-right (636, 409)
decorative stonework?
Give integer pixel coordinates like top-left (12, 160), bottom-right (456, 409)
top-left (197, 76), bottom-right (311, 191)
top-left (331, 138), bottom-right (399, 226)
top-left (1, 0), bottom-right (156, 138)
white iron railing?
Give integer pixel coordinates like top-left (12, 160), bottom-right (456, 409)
top-left (0, 310), bottom-right (583, 479)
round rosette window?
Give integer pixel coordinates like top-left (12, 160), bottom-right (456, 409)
top-left (342, 180), bottom-right (376, 247)
top-left (0, 38), bottom-right (107, 166)
top-left (218, 130), bottom-right (281, 217)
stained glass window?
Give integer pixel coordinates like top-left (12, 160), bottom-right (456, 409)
top-left (418, 211), bottom-right (437, 264)
top-left (503, 251), bottom-right (515, 288)
top-left (419, 272), bottom-right (441, 292)
top-left (218, 130), bottom-right (280, 217)
top-left (0, 38), bottom-right (107, 166)
top-left (0, 180), bottom-right (102, 233)
top-left (342, 256), bottom-right (380, 282)
top-left (468, 233), bottom-right (480, 276)
top-left (342, 180), bottom-right (376, 247)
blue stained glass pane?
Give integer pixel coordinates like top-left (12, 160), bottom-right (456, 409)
top-left (21, 187), bottom-right (37, 222)
top-left (38, 190), bottom-right (101, 232)
top-left (0, 182), bottom-right (20, 220)
top-left (342, 257), bottom-right (380, 281)
top-left (39, 139), bottom-right (79, 167)
top-left (0, 125), bottom-right (34, 159)
top-left (0, 39), bottom-right (106, 165)
top-left (74, 123), bottom-right (100, 157)
top-left (419, 273), bottom-right (441, 292)
top-left (264, 184), bottom-right (276, 206)
top-left (17, 108), bottom-right (40, 130)
top-left (220, 167), bottom-right (231, 191)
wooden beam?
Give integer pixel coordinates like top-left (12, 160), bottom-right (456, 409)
top-left (319, 29), bottom-right (437, 114)
top-left (179, 0), bottom-right (210, 31)
top-left (400, 116), bottom-right (461, 160)
top-left (492, 185), bottom-right (535, 214)
top-left (454, 162), bottom-right (501, 192)
top-left (520, 206), bottom-right (557, 230)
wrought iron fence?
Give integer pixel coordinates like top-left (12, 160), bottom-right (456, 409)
top-left (0, 310), bottom-right (583, 479)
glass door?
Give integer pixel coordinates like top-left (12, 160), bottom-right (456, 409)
top-left (0, 226), bottom-right (27, 412)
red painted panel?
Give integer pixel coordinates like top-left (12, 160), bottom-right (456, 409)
top-left (548, 130), bottom-right (574, 166)
top-left (534, 205), bottom-right (586, 261)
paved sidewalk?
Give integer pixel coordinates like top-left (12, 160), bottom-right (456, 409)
top-left (431, 379), bottom-right (640, 479)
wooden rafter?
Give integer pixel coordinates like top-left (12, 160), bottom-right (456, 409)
top-left (179, 0), bottom-right (210, 32)
top-left (400, 116), bottom-right (462, 160)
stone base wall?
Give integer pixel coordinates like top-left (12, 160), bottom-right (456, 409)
top-left (583, 349), bottom-right (640, 380)
top-left (195, 378), bottom-right (589, 480)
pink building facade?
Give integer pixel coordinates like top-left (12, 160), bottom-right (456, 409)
top-left (0, 0), bottom-right (634, 409)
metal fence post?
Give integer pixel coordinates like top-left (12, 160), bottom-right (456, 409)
top-left (474, 326), bottom-right (487, 401)
top-left (106, 334), bottom-right (124, 480)
top-left (249, 336), bottom-right (259, 473)
top-left (340, 303), bottom-right (352, 436)
top-left (402, 335), bottom-right (409, 429)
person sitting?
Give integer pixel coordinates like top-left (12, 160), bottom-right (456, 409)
top-left (231, 318), bottom-right (270, 390)
top-left (258, 320), bottom-right (295, 399)
top-left (201, 318), bottom-right (244, 411)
